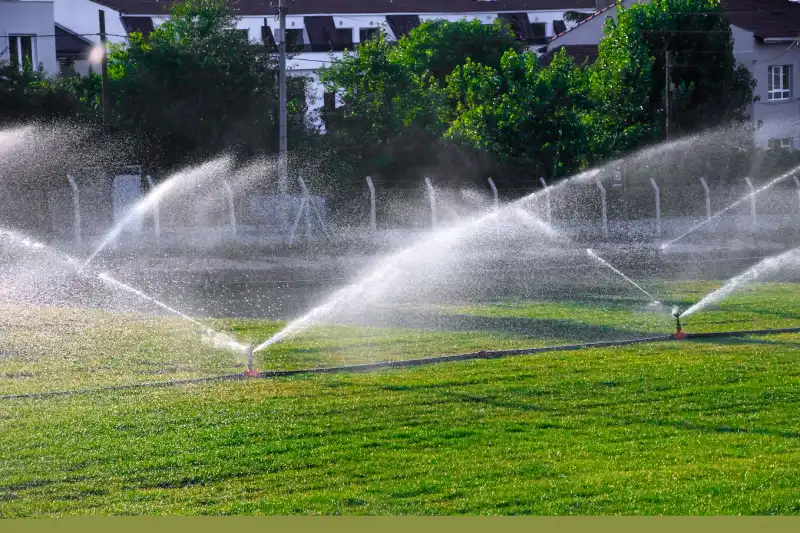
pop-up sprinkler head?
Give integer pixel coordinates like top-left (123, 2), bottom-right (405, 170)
top-left (244, 345), bottom-right (258, 376)
top-left (672, 310), bottom-right (687, 339)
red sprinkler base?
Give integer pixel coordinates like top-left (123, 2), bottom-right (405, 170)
top-left (672, 312), bottom-right (687, 339)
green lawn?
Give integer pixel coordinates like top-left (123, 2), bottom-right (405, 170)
top-left (0, 281), bottom-right (799, 515)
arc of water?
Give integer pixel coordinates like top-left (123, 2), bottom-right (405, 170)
top-left (681, 246), bottom-right (800, 318)
top-left (366, 176), bottom-right (377, 233)
top-left (586, 248), bottom-right (658, 303)
top-left (743, 177), bottom-right (757, 229)
top-left (83, 156), bottom-right (232, 267)
top-left (1, 226), bottom-right (248, 354)
top-left (145, 175), bottom-right (160, 241)
top-left (424, 177), bottom-right (437, 228)
top-left (663, 163), bottom-right (800, 249)
top-left (66, 175), bottom-right (81, 247)
top-left (650, 178), bottom-right (661, 238)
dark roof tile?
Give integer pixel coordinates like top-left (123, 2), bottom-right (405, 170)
top-left (93, 0), bottom-right (595, 16)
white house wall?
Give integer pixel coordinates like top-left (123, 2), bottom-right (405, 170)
top-left (0, 1), bottom-right (58, 75)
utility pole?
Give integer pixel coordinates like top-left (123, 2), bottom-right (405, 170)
top-left (277, 0), bottom-right (289, 237)
top-left (99, 9), bottom-right (110, 126)
top-left (664, 50), bottom-right (671, 141)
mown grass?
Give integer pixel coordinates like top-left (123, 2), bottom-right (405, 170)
top-left (0, 280), bottom-right (799, 515)
top-left (1, 334), bottom-right (800, 516)
top-left (2, 281), bottom-right (799, 395)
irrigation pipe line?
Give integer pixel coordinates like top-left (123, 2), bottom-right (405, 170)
top-left (3, 326), bottom-right (800, 402)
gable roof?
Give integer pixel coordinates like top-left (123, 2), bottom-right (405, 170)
top-left (548, 0), bottom-right (800, 47)
top-left (92, 0), bottom-right (596, 16)
top-left (54, 23), bottom-right (94, 58)
top-left (722, 0), bottom-right (800, 40)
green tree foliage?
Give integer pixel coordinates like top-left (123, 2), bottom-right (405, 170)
top-left (446, 49), bottom-right (591, 178)
top-left (320, 20), bottom-right (521, 184)
top-left (107, 0), bottom-right (311, 171)
top-left (588, 0), bottom-right (755, 158)
top-left (0, 61), bottom-right (99, 125)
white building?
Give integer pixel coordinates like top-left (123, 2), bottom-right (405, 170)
top-left (0, 0), bottom-right (58, 75)
top-left (39, 0), bottom-right (599, 126)
top-left (540, 0), bottom-right (800, 149)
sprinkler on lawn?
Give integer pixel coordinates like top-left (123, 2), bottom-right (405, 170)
top-left (672, 309), bottom-right (687, 339)
top-left (244, 345), bottom-right (258, 377)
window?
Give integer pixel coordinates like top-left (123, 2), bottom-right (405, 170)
top-left (286, 29), bottom-right (305, 52)
top-left (530, 23), bottom-right (548, 44)
top-left (8, 35), bottom-right (35, 69)
top-left (768, 65), bottom-right (792, 101)
top-left (335, 28), bottom-right (353, 51)
top-left (553, 20), bottom-right (567, 35)
top-left (359, 28), bottom-right (379, 42)
top-left (768, 137), bottom-right (793, 149)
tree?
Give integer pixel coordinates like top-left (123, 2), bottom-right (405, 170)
top-left (107, 0), bottom-right (312, 172)
top-left (445, 49), bottom-right (591, 179)
top-left (587, 0), bottom-right (755, 159)
top-left (320, 19), bottom-right (521, 186)
top-left (0, 61), bottom-right (99, 125)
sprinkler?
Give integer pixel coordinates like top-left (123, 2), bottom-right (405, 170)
top-left (244, 345), bottom-right (258, 377)
top-left (672, 309), bottom-right (687, 339)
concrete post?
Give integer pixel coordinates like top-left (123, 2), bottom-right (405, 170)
top-left (424, 177), bottom-right (437, 228)
top-left (539, 177), bottom-right (551, 224)
top-left (487, 177), bottom-right (499, 211)
top-left (650, 178), bottom-right (661, 237)
top-left (366, 176), bottom-right (377, 233)
top-left (222, 179), bottom-right (236, 237)
top-left (699, 177), bottom-right (711, 220)
top-left (595, 178), bottom-right (608, 239)
top-left (146, 175), bottom-right (160, 240)
top-left (744, 177), bottom-right (757, 229)
top-left (66, 175), bottom-right (81, 246)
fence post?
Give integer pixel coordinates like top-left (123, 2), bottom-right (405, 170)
top-left (649, 178), bottom-right (661, 238)
top-left (222, 179), bottom-right (236, 237)
top-left (366, 176), bottom-right (377, 234)
top-left (793, 176), bottom-right (800, 216)
top-left (699, 177), bottom-right (711, 220)
top-left (146, 175), bottom-right (160, 241)
top-left (487, 177), bottom-right (499, 211)
top-left (539, 177), bottom-right (551, 224)
top-left (744, 177), bottom-right (757, 229)
top-left (66, 174), bottom-right (81, 247)
top-left (424, 177), bottom-right (437, 228)
top-left (595, 178), bottom-right (608, 239)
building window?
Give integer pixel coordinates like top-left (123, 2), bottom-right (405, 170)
top-left (768, 137), bottom-right (793, 149)
top-left (335, 28), bottom-right (353, 51)
top-left (768, 65), bottom-right (792, 101)
top-left (286, 29), bottom-right (305, 52)
top-left (359, 28), bottom-right (379, 42)
top-left (553, 20), bottom-right (567, 35)
top-left (530, 23), bottom-right (548, 44)
top-left (8, 35), bottom-right (35, 69)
